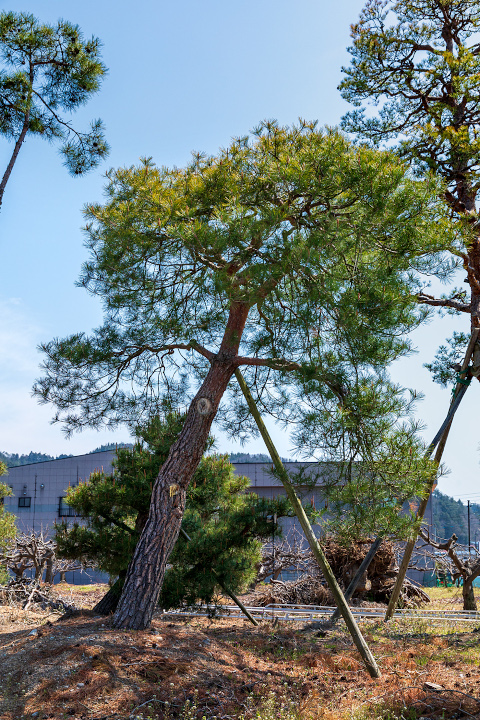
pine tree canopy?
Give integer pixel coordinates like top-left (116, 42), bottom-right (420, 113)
top-left (35, 120), bottom-right (459, 440)
top-left (340, 0), bottom-right (480, 360)
top-left (341, 0), bottom-right (480, 188)
top-left (0, 11), bottom-right (108, 206)
top-left (55, 414), bottom-right (292, 607)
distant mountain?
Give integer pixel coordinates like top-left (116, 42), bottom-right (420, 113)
top-left (229, 451), bottom-right (291, 463)
top-left (88, 442), bottom-right (133, 454)
top-left (0, 442), bottom-right (133, 468)
top-left (0, 451), bottom-right (72, 467)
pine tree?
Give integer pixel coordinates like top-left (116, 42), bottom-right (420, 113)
top-left (340, 0), bottom-right (480, 368)
top-left (34, 121), bottom-right (459, 629)
top-left (55, 414), bottom-right (291, 612)
top-left (0, 11), bottom-right (108, 208)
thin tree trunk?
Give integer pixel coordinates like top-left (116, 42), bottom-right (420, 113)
top-left (44, 557), bottom-right (53, 585)
top-left (113, 303), bottom-right (249, 630)
top-left (235, 368), bottom-right (381, 679)
top-left (0, 111), bottom-right (30, 209)
top-left (463, 578), bottom-right (477, 611)
top-left (178, 528), bottom-right (258, 626)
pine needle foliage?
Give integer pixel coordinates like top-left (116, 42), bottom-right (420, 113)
top-left (0, 11), bottom-right (108, 206)
top-left (35, 121), bottom-right (459, 435)
top-left (287, 377), bottom-right (437, 542)
top-left (340, 0), bottom-right (480, 373)
top-left (55, 414), bottom-right (291, 608)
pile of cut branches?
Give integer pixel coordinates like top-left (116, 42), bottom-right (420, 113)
top-left (256, 575), bottom-right (334, 606)
top-left (0, 577), bottom-right (78, 614)
top-left (256, 537), bottom-right (430, 607)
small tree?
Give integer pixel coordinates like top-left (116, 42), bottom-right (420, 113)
top-left (55, 414), bottom-right (292, 613)
top-left (0, 462), bottom-right (16, 584)
top-left (419, 528), bottom-right (480, 610)
top-left (0, 11), bottom-right (108, 208)
top-left (35, 121), bottom-right (458, 629)
top-left (0, 529), bottom-right (83, 584)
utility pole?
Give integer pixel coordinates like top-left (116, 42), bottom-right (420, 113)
top-left (468, 500), bottom-right (471, 553)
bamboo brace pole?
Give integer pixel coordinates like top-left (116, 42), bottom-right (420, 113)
top-left (385, 328), bottom-right (479, 621)
top-left (179, 527), bottom-right (259, 626)
top-left (235, 368), bottom-right (381, 679)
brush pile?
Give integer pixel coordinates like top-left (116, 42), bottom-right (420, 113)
top-left (256, 537), bottom-right (430, 607)
top-left (0, 578), bottom-right (78, 614)
top-left (257, 575), bottom-right (335, 606)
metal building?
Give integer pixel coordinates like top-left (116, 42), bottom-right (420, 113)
top-left (3, 452), bottom-right (433, 585)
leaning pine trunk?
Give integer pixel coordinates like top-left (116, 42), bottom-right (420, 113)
top-left (113, 303), bottom-right (249, 630)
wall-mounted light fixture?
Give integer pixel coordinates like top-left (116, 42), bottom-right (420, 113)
top-left (23, 484), bottom-right (27, 495)
top-left (40, 484), bottom-right (45, 490)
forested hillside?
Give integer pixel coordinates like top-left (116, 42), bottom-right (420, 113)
top-left (0, 443), bottom-right (132, 468)
top-left (433, 490), bottom-right (480, 545)
top-left (2, 448), bottom-right (279, 468)
top-left (0, 451), bottom-right (71, 467)
top-left (228, 452), bottom-right (291, 463)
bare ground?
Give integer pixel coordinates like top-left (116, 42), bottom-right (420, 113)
top-left (1, 584), bottom-right (480, 720)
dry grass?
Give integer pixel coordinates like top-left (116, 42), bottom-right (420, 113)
top-left (0, 585), bottom-right (480, 720)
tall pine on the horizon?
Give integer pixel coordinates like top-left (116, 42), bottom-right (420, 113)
top-left (340, 0), bottom-right (480, 368)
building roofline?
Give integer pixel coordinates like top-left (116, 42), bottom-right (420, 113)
top-left (4, 449), bottom-right (116, 469)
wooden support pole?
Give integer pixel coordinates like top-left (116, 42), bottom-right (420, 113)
top-left (385, 329), bottom-right (479, 621)
top-left (235, 368), bottom-right (381, 679)
top-left (179, 527), bottom-right (259, 626)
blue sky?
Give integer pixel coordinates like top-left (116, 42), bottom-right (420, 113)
top-left (0, 0), bottom-right (478, 501)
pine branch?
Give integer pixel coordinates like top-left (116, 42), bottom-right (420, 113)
top-left (417, 293), bottom-right (470, 313)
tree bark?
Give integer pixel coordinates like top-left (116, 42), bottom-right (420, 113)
top-left (0, 110), bottom-right (30, 209)
top-left (44, 557), bottom-right (53, 585)
top-left (94, 576), bottom-right (124, 615)
top-left (463, 579), bottom-right (477, 611)
top-left (112, 302), bottom-right (250, 630)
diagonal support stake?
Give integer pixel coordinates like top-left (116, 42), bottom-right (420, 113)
top-left (384, 328), bottom-right (479, 621)
top-left (235, 368), bottom-right (381, 678)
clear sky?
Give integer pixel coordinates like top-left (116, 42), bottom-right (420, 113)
top-left (0, 0), bottom-right (478, 502)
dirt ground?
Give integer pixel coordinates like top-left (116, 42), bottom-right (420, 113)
top-left (1, 584), bottom-right (480, 720)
